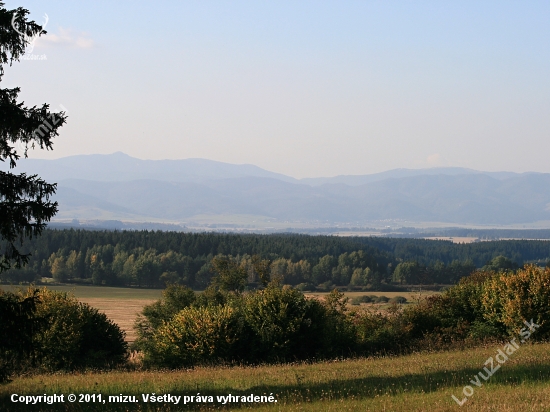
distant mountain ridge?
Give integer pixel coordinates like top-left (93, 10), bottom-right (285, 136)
top-left (3, 153), bottom-right (549, 226)
top-left (56, 174), bottom-right (550, 225)
top-left (2, 152), bottom-right (298, 183)
top-left (1, 152), bottom-right (535, 185)
top-left (301, 168), bottom-right (534, 186)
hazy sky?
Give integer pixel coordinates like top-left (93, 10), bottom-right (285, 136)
top-left (4, 1), bottom-right (550, 178)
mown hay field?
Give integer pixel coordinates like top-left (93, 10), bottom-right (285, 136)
top-left (0, 285), bottom-right (163, 300)
top-left (0, 285), bottom-right (161, 343)
top-left (2, 342), bottom-right (550, 411)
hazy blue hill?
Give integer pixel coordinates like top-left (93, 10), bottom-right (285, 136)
top-left (58, 177), bottom-right (327, 220)
top-left (301, 167), bottom-right (528, 186)
top-left (53, 174), bottom-right (550, 225)
top-left (347, 175), bottom-right (543, 224)
top-left (6, 153), bottom-right (550, 225)
top-left (2, 152), bottom-right (298, 183)
top-left (59, 179), bottom-right (226, 219)
top-left (3, 153), bottom-right (528, 185)
top-left (496, 174), bottom-right (550, 211)
top-left (54, 186), bottom-right (141, 220)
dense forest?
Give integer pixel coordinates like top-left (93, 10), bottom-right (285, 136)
top-left (2, 229), bottom-right (549, 290)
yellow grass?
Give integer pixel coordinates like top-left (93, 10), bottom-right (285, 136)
top-left (2, 342), bottom-right (550, 411)
top-left (79, 298), bottom-right (155, 342)
top-left (0, 285), bottom-right (160, 343)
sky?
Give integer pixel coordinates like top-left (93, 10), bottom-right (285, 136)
top-left (3, 1), bottom-right (550, 178)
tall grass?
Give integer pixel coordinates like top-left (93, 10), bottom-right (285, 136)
top-left (2, 342), bottom-right (550, 411)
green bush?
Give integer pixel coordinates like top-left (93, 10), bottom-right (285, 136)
top-left (318, 290), bottom-right (357, 356)
top-left (146, 305), bottom-right (244, 368)
top-left (468, 321), bottom-right (502, 341)
top-left (242, 285), bottom-right (313, 362)
top-left (351, 295), bottom-right (373, 305)
top-left (0, 290), bottom-right (40, 382)
top-left (135, 266), bottom-right (550, 368)
top-left (134, 284), bottom-right (197, 350)
top-left (295, 283), bottom-right (315, 292)
top-left (245, 287), bottom-right (355, 362)
top-left (0, 288), bottom-right (127, 380)
top-left (32, 289), bottom-right (128, 371)
top-left (481, 265), bottom-right (550, 338)
top-left (388, 296), bottom-right (407, 304)
top-left (316, 280), bottom-right (335, 291)
top-left (353, 307), bottom-right (410, 354)
top-left (136, 285), bottom-right (357, 367)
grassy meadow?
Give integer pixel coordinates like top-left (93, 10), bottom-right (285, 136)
top-left (2, 342), bottom-right (550, 411)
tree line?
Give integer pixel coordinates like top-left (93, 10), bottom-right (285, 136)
top-left (2, 229), bottom-right (550, 289)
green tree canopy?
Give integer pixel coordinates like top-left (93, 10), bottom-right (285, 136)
top-left (211, 255), bottom-right (248, 292)
top-left (392, 261), bottom-right (422, 284)
top-left (481, 255), bottom-right (518, 272)
top-left (0, 2), bottom-right (67, 271)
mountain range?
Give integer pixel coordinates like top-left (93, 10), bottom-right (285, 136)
top-left (2, 152), bottom-right (549, 227)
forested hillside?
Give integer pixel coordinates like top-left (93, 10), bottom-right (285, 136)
top-left (2, 230), bottom-right (550, 290)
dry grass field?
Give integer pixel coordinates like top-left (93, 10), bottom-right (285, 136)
top-left (0, 284), bottom-right (162, 300)
top-left (0, 285), bottom-right (161, 343)
top-left (2, 342), bottom-right (550, 411)
top-left (77, 298), bottom-right (154, 342)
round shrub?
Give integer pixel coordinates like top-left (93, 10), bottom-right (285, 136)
top-left (374, 296), bottom-right (389, 303)
top-left (243, 285), bottom-right (314, 362)
top-left (351, 295), bottom-right (373, 305)
top-left (316, 281), bottom-right (335, 291)
top-left (146, 305), bottom-right (243, 368)
top-left (388, 296), bottom-right (407, 304)
top-left (134, 284), bottom-right (199, 354)
top-left (353, 310), bottom-right (410, 354)
top-left (481, 265), bottom-right (550, 338)
top-left (32, 289), bottom-right (128, 371)
top-left (295, 283), bottom-right (315, 292)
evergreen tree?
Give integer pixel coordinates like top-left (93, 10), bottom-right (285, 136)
top-left (0, 3), bottom-right (67, 271)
